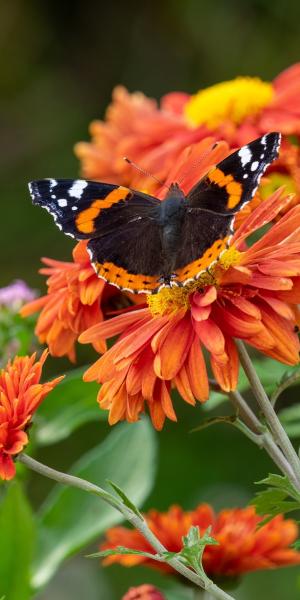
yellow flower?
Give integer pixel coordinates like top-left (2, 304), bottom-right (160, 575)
top-left (185, 76), bottom-right (273, 128)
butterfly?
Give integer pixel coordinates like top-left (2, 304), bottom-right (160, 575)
top-left (28, 132), bottom-right (281, 294)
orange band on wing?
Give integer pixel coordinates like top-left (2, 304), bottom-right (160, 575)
top-left (208, 168), bottom-right (242, 210)
top-left (75, 186), bottom-right (131, 234)
top-left (176, 237), bottom-right (229, 283)
top-left (94, 261), bottom-right (159, 293)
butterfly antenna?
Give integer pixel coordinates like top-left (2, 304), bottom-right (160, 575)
top-left (124, 157), bottom-right (170, 191)
top-left (177, 142), bottom-right (219, 186)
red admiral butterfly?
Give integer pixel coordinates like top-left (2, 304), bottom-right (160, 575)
top-left (28, 132), bottom-right (281, 294)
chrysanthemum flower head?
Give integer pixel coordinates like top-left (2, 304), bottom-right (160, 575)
top-left (0, 350), bottom-right (63, 480)
top-left (101, 504), bottom-right (300, 578)
top-left (79, 140), bottom-right (300, 430)
top-left (75, 64), bottom-right (300, 194)
top-left (185, 76), bottom-right (274, 129)
top-left (20, 241), bottom-right (116, 362)
top-left (122, 585), bottom-right (165, 600)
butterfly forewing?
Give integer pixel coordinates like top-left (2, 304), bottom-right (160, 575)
top-left (187, 132), bottom-right (281, 213)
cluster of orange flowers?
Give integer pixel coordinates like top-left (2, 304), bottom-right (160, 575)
top-left (0, 351), bottom-right (62, 480)
top-left (17, 64), bottom-right (300, 432)
top-left (102, 503), bottom-right (300, 578)
top-left (1, 62), bottom-right (300, 588)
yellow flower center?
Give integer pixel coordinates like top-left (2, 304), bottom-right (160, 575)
top-left (185, 77), bottom-right (273, 128)
top-left (147, 247), bottom-right (242, 316)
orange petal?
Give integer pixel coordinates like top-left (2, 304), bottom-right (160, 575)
top-left (193, 318), bottom-right (225, 356)
top-left (186, 338), bottom-right (209, 401)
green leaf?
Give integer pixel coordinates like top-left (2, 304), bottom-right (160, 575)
top-left (0, 483), bottom-right (35, 600)
top-left (191, 415), bottom-right (237, 432)
top-left (107, 480), bottom-right (143, 519)
top-left (250, 473), bottom-right (300, 524)
top-left (257, 473), bottom-right (300, 497)
top-left (88, 546), bottom-right (159, 560)
top-left (32, 419), bottom-right (157, 590)
top-left (178, 526), bottom-right (218, 577)
top-left (34, 367), bottom-right (105, 446)
top-left (293, 539), bottom-right (300, 550)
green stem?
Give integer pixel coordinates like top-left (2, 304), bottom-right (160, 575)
top-left (236, 340), bottom-right (300, 491)
top-left (18, 453), bottom-right (235, 600)
top-left (228, 390), bottom-right (298, 485)
top-left (270, 370), bottom-right (300, 407)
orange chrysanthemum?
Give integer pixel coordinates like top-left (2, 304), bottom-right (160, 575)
top-left (20, 240), bottom-right (117, 362)
top-left (79, 141), bottom-right (300, 430)
top-left (75, 64), bottom-right (300, 195)
top-left (122, 585), bottom-right (165, 600)
top-left (101, 504), bottom-right (300, 578)
top-left (0, 351), bottom-right (63, 480)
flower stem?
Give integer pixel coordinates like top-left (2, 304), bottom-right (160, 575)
top-left (18, 453), bottom-right (235, 600)
top-left (236, 340), bottom-right (300, 491)
top-left (228, 390), bottom-right (299, 486)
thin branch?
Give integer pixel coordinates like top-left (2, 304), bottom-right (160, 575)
top-left (18, 453), bottom-right (235, 600)
top-left (228, 389), bottom-right (299, 486)
top-left (236, 340), bottom-right (300, 491)
top-left (270, 370), bottom-right (300, 407)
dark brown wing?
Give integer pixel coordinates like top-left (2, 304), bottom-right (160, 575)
top-left (173, 208), bottom-right (234, 285)
top-left (187, 132), bottom-right (281, 213)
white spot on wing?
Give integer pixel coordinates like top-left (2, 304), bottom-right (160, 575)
top-left (243, 173), bottom-right (248, 179)
top-left (250, 161), bottom-right (259, 171)
top-left (87, 248), bottom-right (93, 261)
top-left (47, 178), bottom-right (57, 190)
top-left (58, 198), bottom-right (68, 207)
top-left (238, 145), bottom-right (252, 166)
top-left (69, 180), bottom-right (88, 199)
top-left (72, 205), bottom-right (78, 211)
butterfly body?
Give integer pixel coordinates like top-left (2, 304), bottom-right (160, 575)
top-left (28, 132), bottom-right (281, 294)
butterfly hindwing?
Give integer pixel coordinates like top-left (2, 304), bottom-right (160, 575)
top-left (187, 132), bottom-right (281, 213)
top-left (87, 215), bottom-right (163, 293)
top-left (174, 209), bottom-right (234, 284)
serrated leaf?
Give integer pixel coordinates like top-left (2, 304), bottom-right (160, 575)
top-left (34, 367), bottom-right (105, 446)
top-left (0, 483), bottom-right (35, 600)
top-left (179, 526), bottom-right (218, 577)
top-left (107, 480), bottom-right (143, 519)
top-left (256, 473), bottom-right (300, 499)
top-left (250, 473), bottom-right (300, 523)
top-left (32, 419), bottom-right (157, 590)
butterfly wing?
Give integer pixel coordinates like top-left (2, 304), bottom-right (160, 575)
top-left (28, 178), bottom-right (163, 293)
top-left (187, 132), bottom-right (281, 213)
top-left (173, 209), bottom-right (234, 285)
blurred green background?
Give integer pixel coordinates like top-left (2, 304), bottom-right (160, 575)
top-left (1, 1), bottom-right (300, 598)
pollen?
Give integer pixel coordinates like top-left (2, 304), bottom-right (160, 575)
top-left (217, 246), bottom-right (241, 272)
top-left (147, 286), bottom-right (192, 316)
top-left (184, 77), bottom-right (274, 128)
